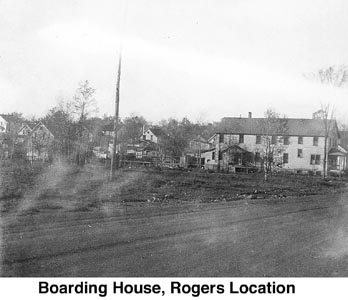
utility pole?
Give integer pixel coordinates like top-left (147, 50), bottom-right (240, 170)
top-left (110, 52), bottom-right (122, 179)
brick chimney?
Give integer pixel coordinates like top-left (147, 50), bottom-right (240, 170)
top-left (248, 112), bottom-right (252, 119)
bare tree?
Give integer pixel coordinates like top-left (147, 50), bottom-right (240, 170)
top-left (306, 65), bottom-right (348, 87)
top-left (72, 81), bottom-right (98, 165)
top-left (58, 99), bottom-right (75, 161)
top-left (73, 80), bottom-right (98, 123)
top-left (305, 65), bottom-right (345, 179)
top-left (257, 109), bottom-right (288, 181)
top-left (313, 104), bottom-right (336, 179)
top-left (42, 104), bottom-right (73, 160)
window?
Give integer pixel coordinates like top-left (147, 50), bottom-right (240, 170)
top-left (151, 135), bottom-right (153, 141)
top-left (256, 135), bottom-right (261, 144)
top-left (142, 134), bottom-right (146, 140)
top-left (298, 136), bottom-right (303, 144)
top-left (310, 154), bottom-right (320, 165)
top-left (283, 137), bottom-right (289, 145)
top-left (283, 153), bottom-right (289, 164)
top-left (297, 149), bottom-right (303, 158)
top-left (239, 134), bottom-right (244, 143)
top-left (212, 151), bottom-right (215, 160)
top-left (271, 136), bottom-right (277, 144)
top-left (313, 136), bottom-right (318, 146)
top-left (218, 151), bottom-right (222, 160)
top-left (219, 134), bottom-right (224, 143)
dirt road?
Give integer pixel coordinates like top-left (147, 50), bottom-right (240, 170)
top-left (2, 192), bottom-right (348, 276)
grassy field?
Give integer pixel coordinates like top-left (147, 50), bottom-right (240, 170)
top-left (2, 161), bottom-right (348, 276)
top-left (1, 160), bottom-right (346, 214)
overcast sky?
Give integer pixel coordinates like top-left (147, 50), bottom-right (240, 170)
top-left (1, 0), bottom-right (348, 123)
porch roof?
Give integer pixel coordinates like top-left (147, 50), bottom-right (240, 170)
top-left (328, 145), bottom-right (348, 156)
top-left (221, 144), bottom-right (251, 154)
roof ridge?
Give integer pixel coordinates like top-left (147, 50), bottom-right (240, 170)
top-left (218, 117), bottom-right (336, 136)
top-left (222, 116), bottom-right (330, 121)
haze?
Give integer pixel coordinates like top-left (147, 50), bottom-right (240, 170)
top-left (1, 0), bottom-right (348, 122)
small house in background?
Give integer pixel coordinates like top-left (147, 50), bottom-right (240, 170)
top-left (124, 140), bottom-right (161, 162)
top-left (0, 115), bottom-right (9, 158)
top-left (140, 127), bottom-right (177, 167)
top-left (18, 120), bottom-right (97, 163)
top-left (119, 126), bottom-right (167, 166)
top-left (0, 114), bottom-right (23, 134)
top-left (98, 123), bottom-right (114, 159)
top-left (24, 121), bottom-right (55, 162)
top-left (101, 124), bottom-right (115, 137)
top-left (0, 114), bottom-right (10, 133)
top-left (141, 127), bottom-right (167, 144)
top-left (181, 136), bottom-right (211, 168)
top-left (17, 123), bottom-right (34, 142)
top-left (188, 136), bottom-right (211, 151)
top-left (199, 148), bottom-right (216, 169)
top-left (16, 122), bottom-right (36, 159)
top-left (95, 124), bottom-right (124, 159)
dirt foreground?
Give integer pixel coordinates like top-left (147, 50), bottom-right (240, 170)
top-left (1, 163), bottom-right (348, 276)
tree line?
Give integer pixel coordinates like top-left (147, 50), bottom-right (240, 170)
top-left (1, 63), bottom-right (344, 180)
top-left (0, 80), bottom-right (220, 164)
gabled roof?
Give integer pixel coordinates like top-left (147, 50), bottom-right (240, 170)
top-left (207, 133), bottom-right (217, 143)
top-left (146, 127), bottom-right (167, 138)
top-left (218, 117), bottom-right (337, 137)
top-left (19, 121), bottom-right (41, 131)
top-left (31, 121), bottom-right (55, 137)
top-left (18, 123), bottom-right (33, 133)
top-left (328, 145), bottom-right (348, 156)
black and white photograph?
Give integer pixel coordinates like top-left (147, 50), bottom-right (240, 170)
top-left (1, 0), bottom-right (348, 282)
